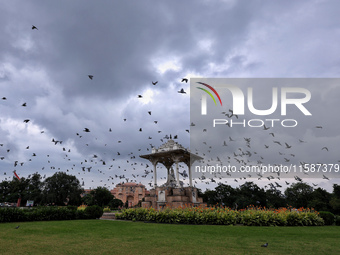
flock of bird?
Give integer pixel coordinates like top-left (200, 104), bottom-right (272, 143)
top-left (0, 25), bottom-right (337, 193)
top-left (190, 106), bottom-right (337, 190)
top-left (0, 25), bottom-right (196, 191)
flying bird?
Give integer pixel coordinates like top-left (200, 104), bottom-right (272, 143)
top-left (178, 88), bottom-right (186, 94)
top-left (88, 75), bottom-right (93, 80)
top-left (83, 128), bottom-right (90, 132)
top-left (138, 95), bottom-right (143, 98)
top-left (152, 81), bottom-right (158, 85)
top-left (23, 119), bottom-right (30, 123)
top-left (32, 25), bottom-right (38, 30)
top-left (181, 78), bottom-right (188, 83)
top-left (285, 143), bottom-right (292, 149)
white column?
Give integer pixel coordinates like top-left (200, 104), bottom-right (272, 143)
top-left (188, 164), bottom-right (192, 187)
top-left (153, 162), bottom-right (157, 187)
top-left (175, 160), bottom-right (180, 187)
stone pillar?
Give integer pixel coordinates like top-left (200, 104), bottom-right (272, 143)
top-left (188, 163), bottom-right (192, 187)
top-left (154, 163), bottom-right (157, 187)
top-left (175, 160), bottom-right (180, 187)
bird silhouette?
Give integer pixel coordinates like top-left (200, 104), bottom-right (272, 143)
top-left (178, 88), bottom-right (186, 94)
top-left (181, 78), bottom-right (188, 83)
top-left (32, 25), bottom-right (38, 30)
top-left (88, 75), bottom-right (93, 80)
top-left (152, 81), bottom-right (158, 85)
top-left (285, 143), bottom-right (292, 149)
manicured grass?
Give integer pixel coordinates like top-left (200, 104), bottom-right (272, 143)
top-left (0, 220), bottom-right (339, 255)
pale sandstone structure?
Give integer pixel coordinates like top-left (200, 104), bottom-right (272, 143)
top-left (111, 182), bottom-right (149, 207)
top-left (140, 139), bottom-right (205, 209)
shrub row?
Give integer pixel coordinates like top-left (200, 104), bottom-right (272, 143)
top-left (116, 207), bottom-right (324, 226)
top-left (318, 211), bottom-right (335, 225)
top-left (0, 205), bottom-right (103, 223)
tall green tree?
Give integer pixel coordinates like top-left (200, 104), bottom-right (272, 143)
top-left (330, 184), bottom-right (340, 214)
top-left (42, 172), bottom-right (83, 206)
top-left (285, 182), bottom-right (313, 208)
top-left (202, 189), bottom-right (218, 206)
top-left (0, 180), bottom-right (13, 202)
top-left (20, 173), bottom-right (43, 206)
top-left (236, 182), bottom-right (266, 209)
top-left (90, 187), bottom-right (114, 207)
top-left (308, 187), bottom-right (332, 212)
top-left (265, 188), bottom-right (287, 208)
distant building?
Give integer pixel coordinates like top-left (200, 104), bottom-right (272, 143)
top-left (81, 189), bottom-right (92, 198)
top-left (111, 182), bottom-right (149, 207)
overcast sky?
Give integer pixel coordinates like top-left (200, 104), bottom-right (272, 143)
top-left (1, 0), bottom-right (340, 192)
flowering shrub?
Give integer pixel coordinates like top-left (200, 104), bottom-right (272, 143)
top-left (103, 207), bottom-right (111, 213)
top-left (77, 205), bottom-right (87, 211)
top-left (115, 205), bottom-right (324, 226)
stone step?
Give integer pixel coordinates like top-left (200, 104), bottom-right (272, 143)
top-left (100, 212), bottom-right (116, 219)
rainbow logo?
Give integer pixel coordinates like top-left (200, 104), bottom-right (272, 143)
top-left (196, 82), bottom-right (222, 106)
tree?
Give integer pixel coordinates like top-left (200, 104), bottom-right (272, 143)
top-left (0, 180), bottom-right (13, 202)
top-left (330, 184), bottom-right (340, 214)
top-left (108, 198), bottom-right (124, 209)
top-left (202, 189), bottom-right (218, 206)
top-left (90, 187), bottom-right (114, 207)
top-left (236, 182), bottom-right (266, 209)
top-left (308, 187), bottom-right (332, 212)
top-left (285, 182), bottom-right (313, 208)
top-left (21, 173), bottom-right (43, 206)
top-left (81, 193), bottom-right (94, 206)
top-left (265, 188), bottom-right (287, 208)
top-left (42, 172), bottom-right (83, 206)
top-left (215, 184), bottom-right (237, 208)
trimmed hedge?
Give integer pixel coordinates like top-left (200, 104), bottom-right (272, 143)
top-left (116, 207), bottom-right (324, 226)
top-left (318, 211), bottom-right (335, 225)
top-left (85, 205), bottom-right (103, 219)
top-left (0, 206), bottom-right (103, 223)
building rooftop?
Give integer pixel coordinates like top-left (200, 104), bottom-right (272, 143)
top-left (116, 182), bottom-right (145, 187)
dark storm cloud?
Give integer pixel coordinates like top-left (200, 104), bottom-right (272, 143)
top-left (1, 0), bottom-right (340, 190)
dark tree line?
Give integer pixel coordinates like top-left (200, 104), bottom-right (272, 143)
top-left (2, 173), bottom-right (339, 213)
top-left (201, 182), bottom-right (340, 214)
top-left (0, 172), bottom-right (83, 206)
top-left (0, 172), bottom-right (123, 208)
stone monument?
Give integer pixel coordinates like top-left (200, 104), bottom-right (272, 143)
top-left (140, 139), bottom-right (205, 209)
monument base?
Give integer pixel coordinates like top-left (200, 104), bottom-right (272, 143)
top-left (141, 186), bottom-right (206, 209)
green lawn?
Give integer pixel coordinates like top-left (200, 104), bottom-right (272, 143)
top-left (0, 220), bottom-right (339, 255)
